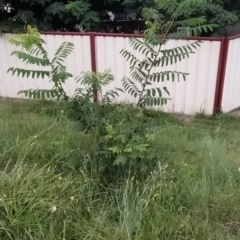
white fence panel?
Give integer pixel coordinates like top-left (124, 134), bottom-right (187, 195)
top-left (0, 34), bottom-right (91, 98)
top-left (96, 36), bottom-right (221, 115)
top-left (222, 38), bottom-right (240, 112)
top-left (0, 34), bottom-right (222, 115)
top-left (0, 49), bottom-right (3, 97)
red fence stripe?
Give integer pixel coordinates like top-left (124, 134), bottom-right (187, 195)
top-left (89, 33), bottom-right (98, 103)
top-left (228, 34), bottom-right (240, 40)
top-left (40, 31), bottom-right (91, 36)
top-left (40, 31), bottom-right (223, 41)
top-left (213, 37), bottom-right (229, 112)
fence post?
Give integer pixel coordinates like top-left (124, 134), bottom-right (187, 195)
top-left (89, 33), bottom-right (98, 103)
top-left (213, 37), bottom-right (229, 112)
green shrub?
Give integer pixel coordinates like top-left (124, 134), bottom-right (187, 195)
top-left (6, 0), bottom-right (218, 177)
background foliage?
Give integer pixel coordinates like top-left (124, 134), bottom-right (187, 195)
top-left (0, 0), bottom-right (239, 35)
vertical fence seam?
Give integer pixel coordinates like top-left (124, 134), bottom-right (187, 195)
top-left (90, 33), bottom-right (98, 102)
top-left (213, 37), bottom-right (229, 112)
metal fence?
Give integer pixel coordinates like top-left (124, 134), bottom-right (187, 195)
top-left (0, 33), bottom-right (92, 98)
top-left (0, 32), bottom-right (239, 115)
top-left (221, 35), bottom-right (240, 112)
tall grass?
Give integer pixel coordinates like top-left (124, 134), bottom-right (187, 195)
top-left (0, 100), bottom-right (240, 239)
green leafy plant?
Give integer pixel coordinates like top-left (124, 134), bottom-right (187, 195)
top-left (121, 0), bottom-right (217, 108)
top-left (65, 68), bottom-right (155, 169)
top-left (68, 69), bottom-right (123, 131)
top-left (66, 70), bottom-right (153, 168)
top-left (184, 1), bottom-right (239, 36)
top-left (100, 118), bottom-right (150, 166)
top-left (7, 25), bottom-right (73, 100)
top-left (65, 0), bottom-right (100, 31)
top-left (74, 68), bottom-right (122, 104)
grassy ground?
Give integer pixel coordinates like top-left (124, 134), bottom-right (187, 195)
top-left (0, 99), bottom-right (240, 240)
